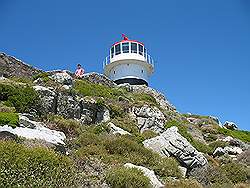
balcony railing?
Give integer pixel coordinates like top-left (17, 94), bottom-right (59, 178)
top-left (103, 53), bottom-right (154, 69)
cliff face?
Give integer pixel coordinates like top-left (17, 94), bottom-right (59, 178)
top-left (0, 53), bottom-right (42, 78)
top-left (0, 53), bottom-right (249, 188)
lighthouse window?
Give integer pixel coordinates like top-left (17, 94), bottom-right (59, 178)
top-left (122, 42), bottom-right (129, 53)
top-left (139, 44), bottom-right (143, 55)
top-left (131, 42), bottom-right (137, 53)
top-left (115, 44), bottom-right (121, 55)
top-left (111, 46), bottom-right (114, 58)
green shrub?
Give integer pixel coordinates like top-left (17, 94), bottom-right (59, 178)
top-left (0, 84), bottom-right (40, 113)
top-left (208, 141), bottom-right (229, 154)
top-left (111, 117), bottom-right (139, 134)
top-left (108, 104), bottom-right (125, 118)
top-left (221, 162), bottom-right (248, 184)
top-left (0, 141), bottom-right (77, 187)
top-left (165, 179), bottom-right (203, 188)
top-left (131, 93), bottom-right (157, 105)
top-left (32, 72), bottom-right (50, 80)
top-left (0, 103), bottom-right (15, 113)
top-left (47, 115), bottom-right (81, 137)
top-left (106, 167), bottom-right (151, 188)
top-left (165, 120), bottom-right (182, 128)
top-left (140, 130), bottom-right (159, 140)
top-left (217, 128), bottom-right (250, 143)
top-left (0, 112), bottom-right (19, 128)
top-left (204, 133), bottom-right (218, 142)
top-left (74, 80), bottom-right (126, 99)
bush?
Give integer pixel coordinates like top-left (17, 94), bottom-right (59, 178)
top-left (108, 104), bottom-right (125, 118)
top-left (140, 130), bottom-right (159, 140)
top-left (221, 162), bottom-right (248, 184)
top-left (111, 117), bottom-right (139, 134)
top-left (32, 72), bottom-right (50, 81)
top-left (0, 112), bottom-right (19, 128)
top-left (0, 141), bottom-right (77, 187)
top-left (208, 141), bottom-right (229, 154)
top-left (106, 167), bottom-right (151, 188)
top-left (165, 179), bottom-right (203, 188)
top-left (0, 84), bottom-right (40, 113)
top-left (74, 80), bottom-right (126, 99)
top-left (47, 115), bottom-right (81, 137)
top-left (217, 128), bottom-right (250, 143)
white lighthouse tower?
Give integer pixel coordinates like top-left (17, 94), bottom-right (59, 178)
top-left (103, 35), bottom-right (154, 86)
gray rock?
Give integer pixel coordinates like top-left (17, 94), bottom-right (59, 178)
top-left (143, 126), bottom-right (208, 169)
top-left (57, 93), bottom-right (81, 119)
top-left (130, 105), bottom-right (166, 133)
top-left (82, 72), bottom-right (116, 87)
top-left (33, 85), bottom-right (57, 115)
top-left (124, 163), bottom-right (164, 188)
top-left (108, 122), bottom-right (131, 135)
top-left (223, 121), bottom-right (238, 130)
top-left (213, 147), bottom-right (225, 157)
top-left (50, 70), bottom-right (73, 85)
top-left (0, 52), bottom-right (42, 78)
top-left (224, 146), bottom-right (243, 155)
top-left (118, 84), bottom-right (176, 112)
top-left (0, 115), bottom-right (66, 145)
top-left (178, 166), bottom-right (187, 178)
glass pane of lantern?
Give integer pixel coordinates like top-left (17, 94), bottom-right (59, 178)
top-left (115, 44), bottom-right (121, 55)
top-left (139, 44), bottom-right (143, 55)
top-left (122, 42), bottom-right (129, 53)
top-left (111, 46), bottom-right (114, 58)
top-left (131, 42), bottom-right (137, 53)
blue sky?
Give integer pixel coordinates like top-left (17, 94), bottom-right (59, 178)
top-left (1, 0), bottom-right (249, 130)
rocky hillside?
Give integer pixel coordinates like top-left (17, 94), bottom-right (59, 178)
top-left (0, 52), bottom-right (249, 188)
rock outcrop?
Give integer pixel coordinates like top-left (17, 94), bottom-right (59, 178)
top-left (82, 72), bottom-right (116, 87)
top-left (130, 105), bottom-right (166, 133)
top-left (108, 122), bottom-right (131, 135)
top-left (143, 126), bottom-right (208, 169)
top-left (124, 163), bottom-right (164, 188)
top-left (0, 53), bottom-right (42, 78)
top-left (0, 114), bottom-right (66, 145)
top-left (223, 121), bottom-right (238, 130)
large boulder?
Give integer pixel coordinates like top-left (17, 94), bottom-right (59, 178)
top-left (130, 105), bottom-right (166, 133)
top-left (108, 122), bottom-right (131, 135)
top-left (33, 85), bottom-right (57, 115)
top-left (57, 93), bottom-right (81, 119)
top-left (124, 163), bottom-right (164, 188)
top-left (49, 70), bottom-right (73, 85)
top-left (143, 126), bottom-right (208, 169)
top-left (0, 114), bottom-right (66, 145)
top-left (223, 121), bottom-right (238, 130)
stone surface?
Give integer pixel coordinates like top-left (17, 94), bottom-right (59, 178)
top-left (130, 105), bottom-right (166, 133)
top-left (224, 146), bottom-right (243, 155)
top-left (118, 84), bottom-right (176, 111)
top-left (57, 93), bottom-right (81, 119)
top-left (0, 115), bottom-right (66, 145)
top-left (108, 122), bottom-right (131, 135)
top-left (178, 166), bottom-right (187, 178)
top-left (49, 70), bottom-right (73, 85)
top-left (0, 52), bottom-right (42, 78)
top-left (33, 85), bottom-right (57, 115)
top-left (81, 72), bottom-right (116, 87)
top-left (213, 147), bottom-right (226, 157)
top-left (223, 121), bottom-right (238, 130)
top-left (143, 126), bottom-right (208, 169)
top-left (124, 163), bottom-right (164, 188)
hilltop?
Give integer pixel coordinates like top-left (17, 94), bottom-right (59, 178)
top-left (0, 52), bottom-right (249, 188)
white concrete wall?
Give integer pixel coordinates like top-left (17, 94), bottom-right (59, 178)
top-left (109, 61), bottom-right (150, 82)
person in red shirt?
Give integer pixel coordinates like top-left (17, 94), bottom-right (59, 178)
top-left (75, 64), bottom-right (85, 78)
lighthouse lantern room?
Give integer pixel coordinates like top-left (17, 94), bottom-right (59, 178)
top-left (103, 35), bottom-right (154, 86)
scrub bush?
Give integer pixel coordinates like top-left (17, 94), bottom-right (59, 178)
top-left (0, 83), bottom-right (40, 113)
top-left (0, 112), bottom-right (19, 128)
top-left (165, 179), bottom-right (203, 188)
top-left (0, 141), bottom-right (77, 187)
top-left (106, 167), bottom-right (150, 188)
top-left (217, 128), bottom-right (250, 143)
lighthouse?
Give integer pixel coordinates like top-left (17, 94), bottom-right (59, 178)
top-left (103, 35), bottom-right (154, 86)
